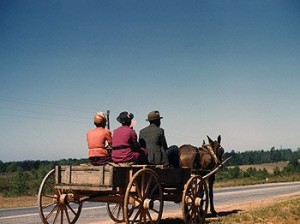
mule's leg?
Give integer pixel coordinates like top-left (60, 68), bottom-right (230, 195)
top-left (208, 175), bottom-right (217, 216)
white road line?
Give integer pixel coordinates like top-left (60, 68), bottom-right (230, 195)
top-left (0, 205), bottom-right (106, 220)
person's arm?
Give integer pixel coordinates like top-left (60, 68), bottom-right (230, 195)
top-left (130, 129), bottom-right (140, 152)
top-left (105, 130), bottom-right (112, 149)
top-left (161, 129), bottom-right (168, 150)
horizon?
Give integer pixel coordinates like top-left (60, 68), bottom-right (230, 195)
top-left (1, 146), bottom-right (299, 163)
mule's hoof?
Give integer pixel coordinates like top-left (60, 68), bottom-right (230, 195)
top-left (211, 211), bottom-right (218, 217)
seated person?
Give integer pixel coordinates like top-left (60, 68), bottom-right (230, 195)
top-left (87, 112), bottom-right (112, 165)
top-left (112, 111), bottom-right (147, 164)
top-left (139, 110), bottom-right (179, 167)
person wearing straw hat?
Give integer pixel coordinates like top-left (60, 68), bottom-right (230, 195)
top-left (111, 111), bottom-right (147, 163)
top-left (87, 112), bottom-right (112, 165)
top-left (139, 110), bottom-right (179, 167)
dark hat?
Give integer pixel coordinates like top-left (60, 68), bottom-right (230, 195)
top-left (117, 111), bottom-right (134, 124)
top-left (147, 110), bottom-right (163, 121)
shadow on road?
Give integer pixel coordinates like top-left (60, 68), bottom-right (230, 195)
top-left (207, 209), bottom-right (241, 218)
top-left (157, 210), bottom-right (242, 223)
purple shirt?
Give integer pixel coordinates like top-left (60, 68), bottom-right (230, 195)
top-left (112, 126), bottom-right (139, 162)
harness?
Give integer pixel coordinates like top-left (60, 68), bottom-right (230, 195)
top-left (203, 144), bottom-right (220, 165)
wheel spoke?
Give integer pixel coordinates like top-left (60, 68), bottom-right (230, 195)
top-left (149, 183), bottom-right (159, 197)
top-left (131, 206), bottom-right (142, 222)
top-left (64, 206), bottom-right (71, 224)
top-left (42, 193), bottom-right (58, 199)
top-left (141, 173), bottom-right (146, 197)
top-left (107, 202), bottom-right (124, 223)
top-left (45, 204), bottom-right (59, 219)
top-left (146, 211), bottom-right (154, 224)
top-left (133, 179), bottom-right (142, 199)
top-left (45, 181), bottom-right (55, 192)
top-left (60, 206), bottom-right (64, 224)
top-left (53, 205), bottom-right (61, 223)
top-left (112, 203), bottom-right (122, 217)
top-left (144, 175), bottom-right (153, 195)
top-left (66, 203), bottom-right (77, 216)
top-left (116, 205), bottom-right (122, 219)
top-left (150, 207), bottom-right (160, 214)
top-left (42, 202), bottom-right (57, 209)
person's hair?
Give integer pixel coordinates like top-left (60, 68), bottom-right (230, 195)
top-left (94, 122), bottom-right (105, 128)
top-left (122, 121), bottom-right (131, 126)
top-left (150, 119), bottom-right (161, 127)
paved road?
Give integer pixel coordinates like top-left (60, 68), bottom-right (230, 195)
top-left (0, 181), bottom-right (299, 224)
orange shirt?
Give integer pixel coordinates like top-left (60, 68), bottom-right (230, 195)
top-left (87, 127), bottom-right (112, 158)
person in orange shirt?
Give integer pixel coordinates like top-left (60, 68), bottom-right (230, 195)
top-left (87, 112), bottom-right (112, 165)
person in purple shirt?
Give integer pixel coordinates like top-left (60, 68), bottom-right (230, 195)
top-left (112, 111), bottom-right (147, 163)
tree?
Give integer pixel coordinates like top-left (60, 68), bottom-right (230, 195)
top-left (0, 160), bottom-right (5, 172)
top-left (14, 168), bottom-right (29, 195)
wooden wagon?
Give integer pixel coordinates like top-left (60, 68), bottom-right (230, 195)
top-left (37, 158), bottom-right (230, 224)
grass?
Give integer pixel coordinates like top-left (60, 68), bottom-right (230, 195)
top-left (209, 195), bottom-right (300, 224)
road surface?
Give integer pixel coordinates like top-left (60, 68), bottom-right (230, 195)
top-left (0, 181), bottom-right (299, 224)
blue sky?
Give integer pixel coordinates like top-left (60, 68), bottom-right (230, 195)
top-left (1, 0), bottom-right (299, 162)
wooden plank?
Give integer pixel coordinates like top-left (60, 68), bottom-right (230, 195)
top-left (99, 166), bottom-right (104, 185)
top-left (56, 165), bottom-right (115, 188)
top-left (55, 166), bottom-right (61, 184)
top-left (55, 184), bottom-right (113, 191)
top-left (66, 166), bottom-right (71, 184)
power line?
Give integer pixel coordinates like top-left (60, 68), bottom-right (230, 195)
top-left (0, 96), bottom-right (96, 124)
top-left (0, 96), bottom-right (93, 113)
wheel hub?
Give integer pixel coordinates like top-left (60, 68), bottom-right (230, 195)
top-left (195, 197), bottom-right (202, 206)
top-left (59, 194), bottom-right (67, 204)
top-left (143, 198), bottom-right (154, 209)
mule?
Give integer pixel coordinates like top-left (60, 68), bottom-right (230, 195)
top-left (179, 135), bottom-right (224, 216)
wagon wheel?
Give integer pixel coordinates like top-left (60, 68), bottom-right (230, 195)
top-left (107, 200), bottom-right (135, 223)
top-left (124, 168), bottom-right (163, 224)
top-left (182, 175), bottom-right (208, 224)
top-left (107, 201), bottom-right (124, 223)
top-left (38, 169), bottom-right (83, 224)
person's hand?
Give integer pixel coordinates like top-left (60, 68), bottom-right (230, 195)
top-left (130, 119), bottom-right (137, 129)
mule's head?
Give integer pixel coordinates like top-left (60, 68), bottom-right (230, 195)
top-left (207, 135), bottom-right (224, 162)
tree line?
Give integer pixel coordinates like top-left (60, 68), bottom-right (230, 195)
top-left (223, 147), bottom-right (300, 166)
top-left (0, 147), bottom-right (299, 197)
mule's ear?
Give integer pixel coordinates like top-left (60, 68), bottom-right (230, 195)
top-left (217, 135), bottom-right (221, 143)
top-left (207, 135), bottom-right (213, 144)
top-left (202, 140), bottom-right (205, 145)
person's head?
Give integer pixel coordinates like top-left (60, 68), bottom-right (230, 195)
top-left (146, 110), bottom-right (163, 126)
top-left (117, 111), bottom-right (134, 126)
top-left (94, 112), bottom-right (106, 128)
